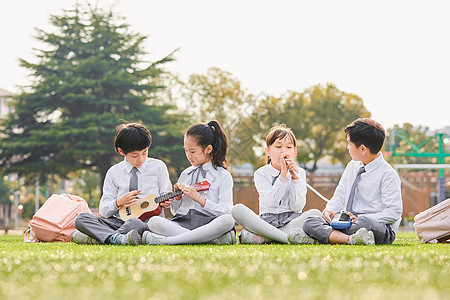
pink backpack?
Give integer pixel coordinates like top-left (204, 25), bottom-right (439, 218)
top-left (413, 198), bottom-right (450, 243)
top-left (25, 194), bottom-right (91, 242)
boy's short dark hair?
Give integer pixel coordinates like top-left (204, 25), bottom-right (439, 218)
top-left (344, 118), bottom-right (385, 154)
top-left (114, 123), bottom-right (152, 154)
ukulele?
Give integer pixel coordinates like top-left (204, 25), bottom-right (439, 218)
top-left (119, 180), bottom-right (210, 221)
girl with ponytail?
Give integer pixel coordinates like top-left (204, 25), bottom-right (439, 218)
top-left (143, 120), bottom-right (236, 245)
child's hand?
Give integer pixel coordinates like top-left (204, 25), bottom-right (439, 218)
top-left (173, 183), bottom-right (184, 201)
top-left (285, 157), bottom-right (299, 180)
top-left (181, 185), bottom-right (206, 207)
top-left (323, 209), bottom-right (336, 224)
top-left (159, 198), bottom-right (173, 207)
top-left (116, 190), bottom-right (141, 207)
top-left (345, 211), bottom-right (358, 223)
top-left (159, 190), bottom-right (175, 207)
top-left (279, 153), bottom-right (289, 178)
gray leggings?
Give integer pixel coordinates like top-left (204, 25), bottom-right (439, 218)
top-left (303, 215), bottom-right (396, 244)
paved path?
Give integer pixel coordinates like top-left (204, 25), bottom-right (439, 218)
top-left (0, 229), bottom-right (27, 235)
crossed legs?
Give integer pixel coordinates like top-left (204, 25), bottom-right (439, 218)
top-left (146, 214), bottom-right (235, 245)
top-left (231, 203), bottom-right (322, 244)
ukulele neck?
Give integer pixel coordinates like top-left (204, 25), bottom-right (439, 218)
top-left (154, 190), bottom-right (183, 203)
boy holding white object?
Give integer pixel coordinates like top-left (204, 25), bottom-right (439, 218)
top-left (290, 118), bottom-right (403, 245)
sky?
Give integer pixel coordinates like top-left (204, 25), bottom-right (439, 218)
top-left (1, 0), bottom-right (449, 131)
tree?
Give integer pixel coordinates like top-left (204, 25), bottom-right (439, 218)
top-left (181, 67), bottom-right (253, 163)
top-left (287, 84), bottom-right (371, 172)
top-left (237, 83), bottom-right (371, 172)
top-left (183, 67), bottom-right (249, 127)
top-left (69, 170), bottom-right (101, 208)
top-left (0, 176), bottom-right (13, 231)
top-left (150, 72), bottom-right (193, 178)
top-left (0, 176), bottom-right (12, 204)
top-left (0, 3), bottom-right (185, 191)
top-left (234, 95), bottom-right (285, 167)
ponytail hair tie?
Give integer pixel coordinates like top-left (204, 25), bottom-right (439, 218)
top-left (207, 121), bottom-right (215, 131)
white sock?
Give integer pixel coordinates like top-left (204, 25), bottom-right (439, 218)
top-left (232, 204), bottom-right (288, 243)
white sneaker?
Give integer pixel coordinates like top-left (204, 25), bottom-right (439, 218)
top-left (348, 228), bottom-right (374, 245)
top-left (238, 229), bottom-right (270, 244)
top-left (212, 230), bottom-right (237, 245)
top-left (126, 230), bottom-right (142, 245)
top-left (367, 230), bottom-right (376, 245)
top-left (287, 228), bottom-right (317, 244)
top-left (71, 230), bottom-right (101, 245)
top-left (142, 231), bottom-right (167, 245)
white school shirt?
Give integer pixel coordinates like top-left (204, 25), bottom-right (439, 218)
top-left (99, 157), bottom-right (172, 218)
top-left (254, 163), bottom-right (307, 215)
top-left (170, 161), bottom-right (233, 217)
top-left (326, 154), bottom-right (403, 233)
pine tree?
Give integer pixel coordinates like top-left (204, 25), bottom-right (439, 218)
top-left (0, 3), bottom-right (188, 190)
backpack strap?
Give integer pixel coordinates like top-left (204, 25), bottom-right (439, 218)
top-left (24, 228), bottom-right (39, 243)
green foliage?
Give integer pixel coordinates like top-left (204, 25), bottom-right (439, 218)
top-left (0, 177), bottom-right (13, 204)
top-left (235, 95), bottom-right (285, 168)
top-left (0, 232), bottom-right (448, 299)
top-left (21, 199), bottom-right (36, 221)
top-left (179, 67), bottom-right (253, 164)
top-left (0, 3), bottom-right (186, 190)
top-left (69, 170), bottom-right (101, 208)
top-left (236, 84), bottom-right (371, 172)
top-left (291, 84), bottom-right (371, 171)
top-left (183, 67), bottom-right (249, 129)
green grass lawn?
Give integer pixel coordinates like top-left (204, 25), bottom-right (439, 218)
top-left (0, 231), bottom-right (448, 300)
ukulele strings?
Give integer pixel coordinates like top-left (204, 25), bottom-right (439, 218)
top-left (154, 182), bottom-right (207, 203)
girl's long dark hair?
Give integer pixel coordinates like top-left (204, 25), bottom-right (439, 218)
top-left (186, 120), bottom-right (228, 169)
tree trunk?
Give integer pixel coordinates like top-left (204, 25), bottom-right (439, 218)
top-left (309, 160), bottom-right (318, 174)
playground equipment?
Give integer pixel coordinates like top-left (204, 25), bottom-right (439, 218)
top-left (390, 130), bottom-right (449, 203)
